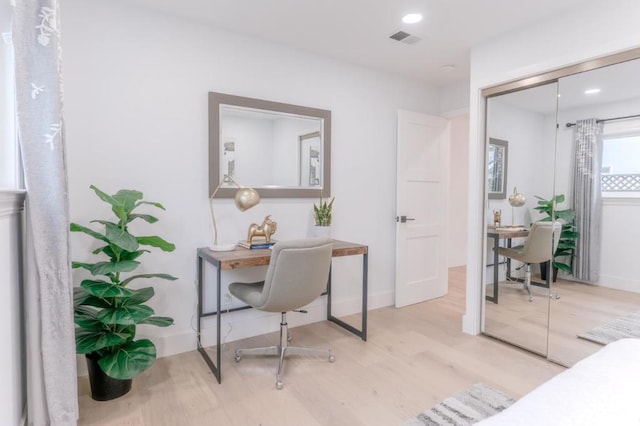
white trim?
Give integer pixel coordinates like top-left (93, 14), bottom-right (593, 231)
top-left (595, 274), bottom-right (640, 293)
top-left (603, 194), bottom-right (640, 204)
top-left (0, 190), bottom-right (25, 217)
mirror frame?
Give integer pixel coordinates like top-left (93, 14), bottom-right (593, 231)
top-left (487, 138), bottom-right (508, 199)
top-left (209, 92), bottom-right (331, 198)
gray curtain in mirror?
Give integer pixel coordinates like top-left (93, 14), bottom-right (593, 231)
top-left (13, 0), bottom-right (78, 424)
top-left (571, 119), bottom-right (604, 282)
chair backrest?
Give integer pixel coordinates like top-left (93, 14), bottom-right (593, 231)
top-left (255, 237), bottom-right (333, 312)
top-left (520, 221), bottom-right (562, 264)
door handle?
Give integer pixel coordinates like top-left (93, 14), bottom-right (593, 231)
top-left (396, 215), bottom-right (416, 223)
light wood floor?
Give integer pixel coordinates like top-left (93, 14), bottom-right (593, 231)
top-left (485, 275), bottom-right (640, 366)
top-left (77, 266), bottom-right (564, 426)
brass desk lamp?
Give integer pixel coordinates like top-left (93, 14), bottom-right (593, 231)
top-left (209, 174), bottom-right (260, 251)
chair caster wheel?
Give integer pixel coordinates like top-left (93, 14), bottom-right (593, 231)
top-left (235, 354), bottom-right (241, 362)
top-left (529, 297), bottom-right (533, 302)
top-left (329, 355), bottom-right (335, 363)
top-left (276, 380), bottom-right (283, 390)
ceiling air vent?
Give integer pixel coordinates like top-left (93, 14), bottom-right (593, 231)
top-left (389, 30), bottom-right (422, 45)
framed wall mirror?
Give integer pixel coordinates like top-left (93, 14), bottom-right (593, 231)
top-left (487, 138), bottom-right (508, 199)
top-left (209, 92), bottom-right (331, 198)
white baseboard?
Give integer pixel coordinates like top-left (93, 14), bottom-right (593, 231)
top-left (593, 274), bottom-right (640, 293)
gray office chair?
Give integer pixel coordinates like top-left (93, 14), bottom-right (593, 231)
top-left (497, 221), bottom-right (561, 302)
top-left (229, 237), bottom-right (334, 389)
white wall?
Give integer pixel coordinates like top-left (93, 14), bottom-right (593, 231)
top-left (0, 192), bottom-right (26, 426)
top-left (465, 0), bottom-right (640, 334)
top-left (440, 81), bottom-right (471, 268)
top-left (486, 99), bottom-right (556, 226)
top-left (61, 0), bottom-right (441, 357)
top-left (447, 114), bottom-right (469, 267)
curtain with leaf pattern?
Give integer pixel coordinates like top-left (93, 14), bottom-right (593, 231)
top-left (13, 0), bottom-right (78, 424)
top-left (571, 118), bottom-right (604, 282)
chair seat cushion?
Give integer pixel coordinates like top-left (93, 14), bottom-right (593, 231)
top-left (497, 245), bottom-right (525, 261)
top-left (229, 281), bottom-right (266, 307)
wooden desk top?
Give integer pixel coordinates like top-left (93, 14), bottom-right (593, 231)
top-left (487, 226), bottom-right (529, 239)
top-left (198, 239), bottom-right (368, 270)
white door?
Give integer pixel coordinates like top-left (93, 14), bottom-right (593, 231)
top-left (395, 110), bottom-right (449, 308)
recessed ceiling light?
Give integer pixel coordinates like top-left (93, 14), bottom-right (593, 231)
top-left (402, 13), bottom-right (423, 24)
top-left (584, 88), bottom-right (601, 95)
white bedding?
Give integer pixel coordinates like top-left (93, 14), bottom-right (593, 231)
top-left (476, 338), bottom-right (640, 425)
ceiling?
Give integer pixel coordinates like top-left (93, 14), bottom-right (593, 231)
top-left (120, 0), bottom-right (590, 86)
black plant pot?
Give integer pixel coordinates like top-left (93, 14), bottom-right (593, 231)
top-left (539, 262), bottom-right (559, 283)
top-left (86, 353), bottom-right (132, 401)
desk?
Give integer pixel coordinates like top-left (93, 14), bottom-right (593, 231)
top-left (486, 227), bottom-right (528, 304)
top-left (196, 239), bottom-right (368, 383)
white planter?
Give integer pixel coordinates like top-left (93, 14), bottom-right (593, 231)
top-left (312, 225), bottom-right (331, 238)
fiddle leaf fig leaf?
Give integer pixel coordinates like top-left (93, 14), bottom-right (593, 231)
top-left (97, 304), bottom-right (154, 325)
top-left (140, 316), bottom-right (174, 327)
top-left (75, 328), bottom-right (132, 354)
top-left (90, 185), bottom-right (127, 224)
top-left (98, 339), bottom-right (156, 380)
top-left (113, 189), bottom-right (144, 214)
top-left (136, 236), bottom-right (175, 252)
top-left (129, 213), bottom-right (158, 224)
top-left (103, 222), bottom-right (139, 252)
top-left (81, 279), bottom-right (134, 298)
top-left (120, 273), bottom-right (178, 287)
top-left (70, 223), bottom-right (108, 242)
top-left (90, 260), bottom-right (139, 276)
top-left (74, 305), bottom-right (104, 330)
top-left (121, 287), bottom-right (155, 306)
top-left (133, 200), bottom-right (166, 211)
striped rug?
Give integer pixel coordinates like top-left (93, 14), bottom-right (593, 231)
top-left (402, 383), bottom-right (514, 425)
top-left (578, 311), bottom-right (640, 345)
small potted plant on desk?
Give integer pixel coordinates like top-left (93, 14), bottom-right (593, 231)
top-left (71, 185), bottom-right (177, 401)
top-left (534, 194), bottom-right (579, 282)
top-left (313, 195), bottom-right (334, 237)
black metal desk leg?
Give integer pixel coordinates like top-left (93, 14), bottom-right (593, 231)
top-left (216, 265), bottom-right (221, 382)
top-left (327, 254), bottom-right (367, 341)
top-left (361, 252), bottom-right (368, 341)
top-left (196, 256), bottom-right (203, 344)
top-left (196, 254), bottom-right (222, 383)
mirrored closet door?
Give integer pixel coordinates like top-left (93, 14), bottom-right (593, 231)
top-left (482, 82), bottom-right (560, 357)
top-left (483, 52), bottom-right (640, 367)
top-left (548, 57), bottom-right (640, 366)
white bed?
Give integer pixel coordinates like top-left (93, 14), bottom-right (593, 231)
top-left (477, 338), bottom-right (640, 425)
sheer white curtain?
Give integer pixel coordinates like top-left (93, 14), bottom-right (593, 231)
top-left (13, 1), bottom-right (78, 424)
top-left (571, 118), bottom-right (604, 282)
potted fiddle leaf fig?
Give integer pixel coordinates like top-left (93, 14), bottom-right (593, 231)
top-left (71, 185), bottom-right (177, 401)
top-left (534, 194), bottom-right (579, 281)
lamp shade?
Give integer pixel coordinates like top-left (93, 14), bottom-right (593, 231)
top-left (508, 187), bottom-right (525, 207)
top-left (235, 187), bottom-right (260, 211)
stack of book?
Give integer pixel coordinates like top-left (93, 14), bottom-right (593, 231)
top-left (237, 239), bottom-right (277, 250)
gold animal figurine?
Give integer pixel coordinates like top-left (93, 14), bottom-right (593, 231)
top-left (493, 209), bottom-right (502, 227)
top-left (247, 215), bottom-right (277, 244)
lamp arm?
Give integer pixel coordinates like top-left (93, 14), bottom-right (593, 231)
top-left (209, 174), bottom-right (238, 246)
